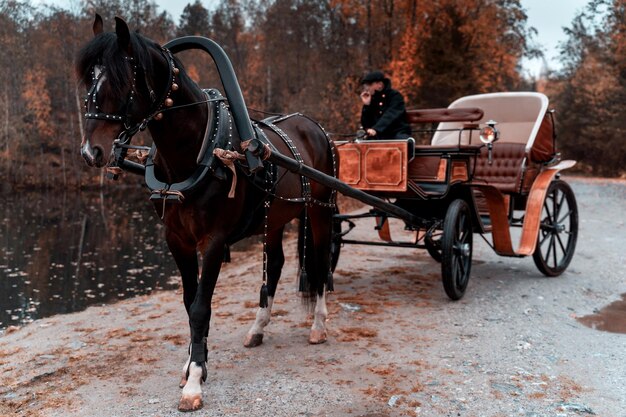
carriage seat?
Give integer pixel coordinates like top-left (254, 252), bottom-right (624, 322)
top-left (471, 142), bottom-right (538, 194)
top-left (430, 92), bottom-right (554, 195)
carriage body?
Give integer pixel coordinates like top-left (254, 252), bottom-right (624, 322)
top-left (333, 92), bottom-right (578, 300)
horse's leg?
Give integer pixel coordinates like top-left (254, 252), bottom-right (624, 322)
top-left (306, 206), bottom-right (333, 345)
top-left (244, 226), bottom-right (285, 347)
top-left (166, 236), bottom-right (199, 388)
top-left (178, 238), bottom-right (224, 412)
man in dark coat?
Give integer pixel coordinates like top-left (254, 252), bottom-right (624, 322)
top-left (359, 70), bottom-right (411, 139)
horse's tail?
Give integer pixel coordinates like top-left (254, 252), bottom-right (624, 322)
top-left (296, 206), bottom-right (334, 310)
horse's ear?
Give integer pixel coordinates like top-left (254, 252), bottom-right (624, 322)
top-left (115, 16), bottom-right (131, 52)
top-left (93, 13), bottom-right (103, 36)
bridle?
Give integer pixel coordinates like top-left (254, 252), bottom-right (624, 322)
top-left (84, 47), bottom-right (179, 174)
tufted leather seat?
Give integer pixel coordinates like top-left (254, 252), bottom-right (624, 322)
top-left (471, 142), bottom-right (537, 194)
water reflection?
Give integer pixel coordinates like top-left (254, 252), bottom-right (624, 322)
top-left (577, 293), bottom-right (626, 334)
top-left (0, 187), bottom-right (181, 329)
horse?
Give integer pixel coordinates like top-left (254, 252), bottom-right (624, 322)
top-left (76, 15), bottom-right (336, 411)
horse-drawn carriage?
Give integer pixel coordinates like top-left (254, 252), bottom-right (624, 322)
top-left (77, 18), bottom-right (578, 410)
top-left (329, 92), bottom-right (578, 299)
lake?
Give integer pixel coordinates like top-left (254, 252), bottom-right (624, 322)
top-left (0, 187), bottom-right (182, 330)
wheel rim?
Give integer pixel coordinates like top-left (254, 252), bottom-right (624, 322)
top-left (537, 184), bottom-right (576, 270)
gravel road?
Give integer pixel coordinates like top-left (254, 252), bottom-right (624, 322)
top-left (1, 177), bottom-right (624, 417)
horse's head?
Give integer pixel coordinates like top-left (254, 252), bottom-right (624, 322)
top-left (76, 14), bottom-right (176, 168)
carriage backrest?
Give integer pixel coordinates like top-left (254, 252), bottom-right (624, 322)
top-left (431, 92), bottom-right (552, 155)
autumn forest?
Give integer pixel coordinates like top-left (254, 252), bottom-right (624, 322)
top-left (0, 0), bottom-right (624, 188)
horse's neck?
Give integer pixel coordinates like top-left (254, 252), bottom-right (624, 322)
top-left (149, 86), bottom-right (208, 183)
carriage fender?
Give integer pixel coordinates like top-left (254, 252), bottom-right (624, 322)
top-left (473, 159), bottom-right (576, 257)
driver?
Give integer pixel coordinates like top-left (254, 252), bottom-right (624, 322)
top-left (359, 71), bottom-right (411, 139)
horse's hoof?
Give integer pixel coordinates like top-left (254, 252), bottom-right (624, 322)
top-left (308, 329), bottom-right (327, 344)
top-left (179, 375), bottom-right (187, 388)
top-left (178, 394), bottom-right (203, 412)
top-left (243, 333), bottom-right (263, 348)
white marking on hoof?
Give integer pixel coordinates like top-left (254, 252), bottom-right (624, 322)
top-left (309, 292), bottom-right (328, 344)
top-left (244, 297), bottom-right (273, 347)
top-left (180, 354), bottom-right (191, 388)
top-left (178, 394), bottom-right (202, 412)
top-left (309, 328), bottom-right (328, 344)
top-left (179, 362), bottom-right (204, 411)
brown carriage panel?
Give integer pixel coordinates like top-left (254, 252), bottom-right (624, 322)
top-left (530, 112), bottom-right (556, 162)
top-left (337, 146), bottom-right (362, 185)
top-left (407, 107), bottom-right (484, 124)
top-left (376, 216), bottom-right (392, 242)
top-left (336, 141), bottom-right (408, 191)
top-left (364, 147), bottom-right (405, 187)
top-left (451, 161), bottom-right (469, 182)
top-left (472, 185), bottom-right (517, 256)
top-left (408, 156), bottom-right (447, 182)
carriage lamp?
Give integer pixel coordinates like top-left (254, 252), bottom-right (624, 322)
top-left (479, 120), bottom-right (499, 164)
top-left (479, 120), bottom-right (499, 144)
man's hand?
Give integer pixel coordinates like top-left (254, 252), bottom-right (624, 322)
top-left (366, 128), bottom-right (377, 137)
top-left (360, 91), bottom-right (371, 105)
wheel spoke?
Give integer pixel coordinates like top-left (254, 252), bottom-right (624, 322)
top-left (543, 200), bottom-right (553, 224)
top-left (456, 255), bottom-right (464, 276)
top-left (557, 209), bottom-right (573, 224)
top-left (460, 229), bottom-right (468, 244)
top-left (556, 231), bottom-right (567, 254)
top-left (457, 213), bottom-right (465, 240)
top-left (551, 234), bottom-right (558, 268)
top-left (540, 229), bottom-right (551, 246)
top-left (545, 233), bottom-right (554, 263)
top-left (555, 190), bottom-right (565, 220)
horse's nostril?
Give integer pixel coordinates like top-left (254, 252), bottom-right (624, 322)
top-left (92, 145), bottom-right (105, 167)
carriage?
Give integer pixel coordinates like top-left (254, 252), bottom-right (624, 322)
top-left (326, 91), bottom-right (579, 299)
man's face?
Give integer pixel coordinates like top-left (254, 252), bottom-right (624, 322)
top-left (363, 80), bottom-right (384, 94)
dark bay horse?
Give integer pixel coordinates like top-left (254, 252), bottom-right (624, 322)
top-left (76, 15), bottom-right (335, 411)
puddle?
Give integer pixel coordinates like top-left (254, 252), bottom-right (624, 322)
top-left (577, 293), bottom-right (626, 334)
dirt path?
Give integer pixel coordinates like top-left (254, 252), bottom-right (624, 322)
top-left (1, 177), bottom-right (625, 417)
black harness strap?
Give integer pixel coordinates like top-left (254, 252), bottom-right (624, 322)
top-left (144, 89), bottom-right (230, 205)
top-left (256, 114), bottom-right (312, 202)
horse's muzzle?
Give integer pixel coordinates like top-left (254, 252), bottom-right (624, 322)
top-left (81, 139), bottom-right (106, 168)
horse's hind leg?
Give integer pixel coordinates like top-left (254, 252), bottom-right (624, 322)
top-left (244, 226), bottom-right (285, 348)
top-left (306, 206), bottom-right (333, 345)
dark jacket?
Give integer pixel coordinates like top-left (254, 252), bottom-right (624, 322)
top-left (360, 80), bottom-right (411, 139)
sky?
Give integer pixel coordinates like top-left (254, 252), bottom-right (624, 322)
top-left (39, 0), bottom-right (591, 78)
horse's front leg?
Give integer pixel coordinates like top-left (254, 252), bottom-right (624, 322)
top-left (178, 238), bottom-right (224, 412)
top-left (244, 226), bottom-right (285, 348)
top-left (165, 235), bottom-right (199, 388)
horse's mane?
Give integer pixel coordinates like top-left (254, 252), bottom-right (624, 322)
top-left (76, 31), bottom-right (157, 95)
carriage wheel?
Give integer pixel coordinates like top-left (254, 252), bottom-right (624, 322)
top-left (441, 199), bottom-right (473, 300)
top-left (330, 207), bottom-right (342, 272)
top-left (532, 180), bottom-right (578, 277)
top-left (424, 231), bottom-right (442, 263)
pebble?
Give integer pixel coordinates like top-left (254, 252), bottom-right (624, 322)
top-left (388, 395), bottom-right (401, 407)
top-left (339, 303), bottom-right (362, 312)
top-left (490, 382), bottom-right (522, 395)
top-left (555, 402), bottom-right (595, 415)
